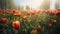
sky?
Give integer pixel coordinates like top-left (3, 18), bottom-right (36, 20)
top-left (13, 0), bottom-right (43, 10)
top-left (13, 0), bottom-right (60, 10)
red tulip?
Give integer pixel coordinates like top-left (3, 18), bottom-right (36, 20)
top-left (5, 10), bottom-right (9, 14)
top-left (56, 11), bottom-right (60, 15)
top-left (49, 10), bottom-right (54, 15)
top-left (57, 8), bottom-right (60, 11)
top-left (31, 11), bottom-right (35, 15)
top-left (23, 16), bottom-right (27, 21)
top-left (0, 10), bottom-right (3, 14)
top-left (36, 25), bottom-right (41, 31)
top-left (12, 21), bottom-right (20, 29)
top-left (13, 12), bottom-right (21, 17)
top-left (1, 18), bottom-right (8, 24)
top-left (27, 11), bottom-right (31, 15)
top-left (52, 19), bottom-right (57, 24)
top-left (9, 10), bottom-right (15, 14)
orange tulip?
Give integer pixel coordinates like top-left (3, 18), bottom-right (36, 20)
top-left (31, 29), bottom-right (37, 34)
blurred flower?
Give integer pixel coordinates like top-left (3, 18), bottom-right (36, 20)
top-left (0, 10), bottom-right (3, 14)
top-left (31, 29), bottom-right (37, 34)
top-left (52, 19), bottom-right (57, 24)
top-left (23, 16), bottom-right (27, 21)
top-left (27, 11), bottom-right (31, 15)
top-left (13, 12), bottom-right (21, 17)
top-left (1, 18), bottom-right (8, 24)
top-left (48, 23), bottom-right (52, 28)
top-left (31, 11), bottom-right (35, 15)
top-left (57, 8), bottom-right (60, 11)
top-left (5, 10), bottom-right (15, 14)
top-left (36, 25), bottom-right (41, 31)
top-left (12, 21), bottom-right (20, 29)
top-left (49, 10), bottom-right (54, 15)
top-left (56, 11), bottom-right (60, 15)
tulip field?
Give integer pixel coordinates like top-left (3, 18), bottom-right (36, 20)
top-left (0, 9), bottom-right (60, 34)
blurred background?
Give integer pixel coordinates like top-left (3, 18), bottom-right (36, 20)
top-left (0, 0), bottom-right (60, 10)
top-left (0, 0), bottom-right (60, 34)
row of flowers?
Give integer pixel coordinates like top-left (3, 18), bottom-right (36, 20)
top-left (0, 9), bottom-right (60, 15)
top-left (0, 9), bottom-right (60, 34)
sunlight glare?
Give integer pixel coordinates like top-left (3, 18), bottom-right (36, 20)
top-left (13, 0), bottom-right (43, 10)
